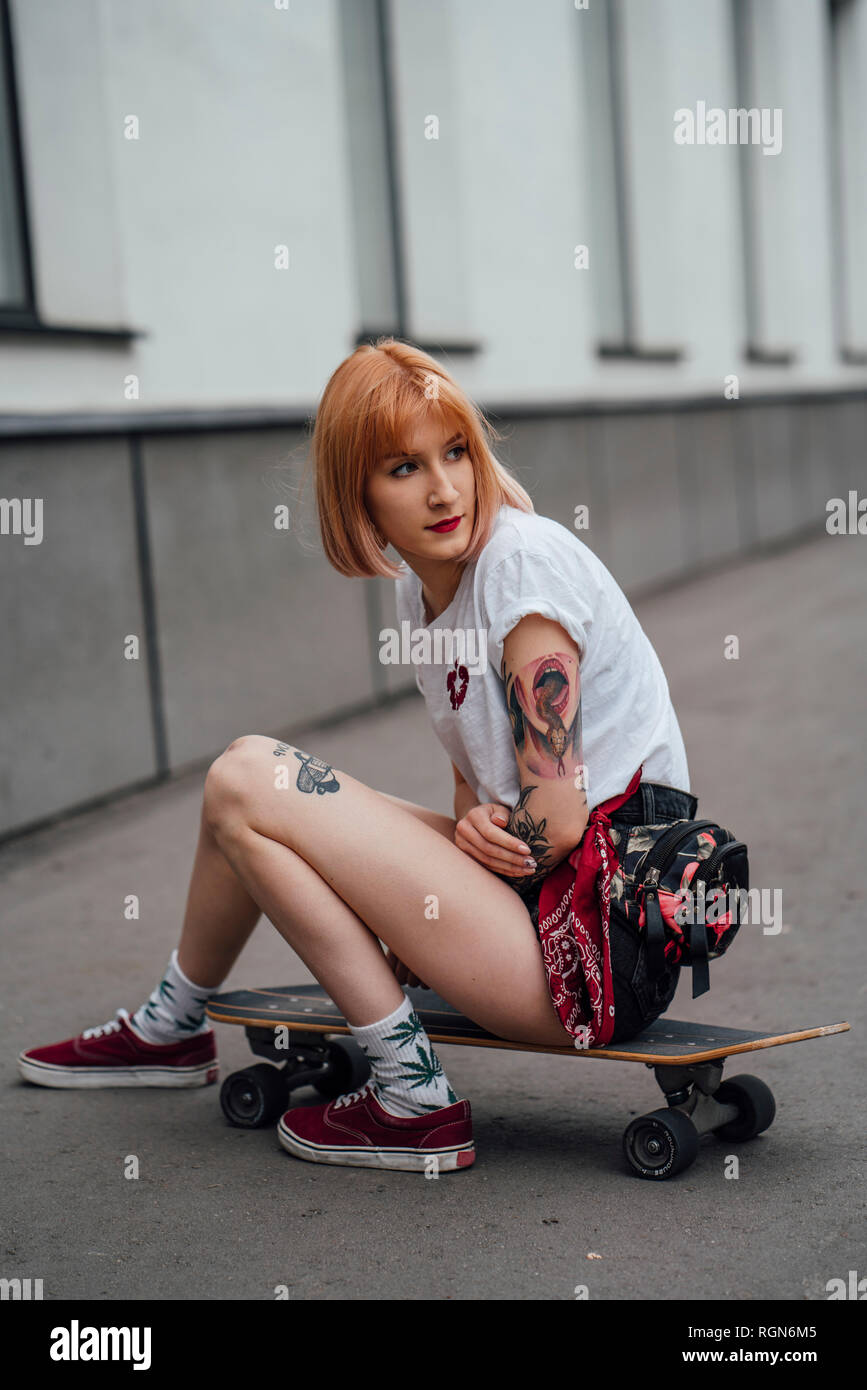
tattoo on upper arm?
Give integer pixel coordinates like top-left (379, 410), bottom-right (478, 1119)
top-left (272, 742), bottom-right (341, 795)
top-left (503, 650), bottom-right (582, 778)
top-left (499, 647), bottom-right (587, 891)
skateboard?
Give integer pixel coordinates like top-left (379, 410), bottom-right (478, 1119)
top-left (205, 985), bottom-right (850, 1180)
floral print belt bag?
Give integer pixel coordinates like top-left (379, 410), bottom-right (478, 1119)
top-left (608, 817), bottom-right (750, 1002)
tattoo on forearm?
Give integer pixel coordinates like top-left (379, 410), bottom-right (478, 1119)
top-left (503, 650), bottom-right (582, 778)
top-left (506, 785), bottom-right (553, 894)
top-left (272, 742), bottom-right (341, 795)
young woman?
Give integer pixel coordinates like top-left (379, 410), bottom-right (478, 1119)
top-left (18, 339), bottom-right (693, 1174)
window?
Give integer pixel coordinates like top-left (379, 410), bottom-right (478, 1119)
top-left (0, 0), bottom-right (34, 317)
top-left (577, 0), bottom-right (682, 361)
top-left (338, 0), bottom-right (478, 354)
top-left (578, 0), bottom-right (630, 352)
top-left (338, 0), bottom-right (401, 340)
top-left (828, 0), bottom-right (867, 362)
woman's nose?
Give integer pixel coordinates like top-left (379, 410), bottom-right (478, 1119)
top-left (428, 469), bottom-right (460, 504)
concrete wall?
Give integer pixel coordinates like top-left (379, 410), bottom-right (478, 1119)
top-left (3, 391), bottom-right (862, 839)
top-left (0, 436), bottom-right (154, 830)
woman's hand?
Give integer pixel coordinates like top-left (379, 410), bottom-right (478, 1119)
top-left (385, 948), bottom-right (429, 990)
top-left (454, 802), bottom-right (536, 879)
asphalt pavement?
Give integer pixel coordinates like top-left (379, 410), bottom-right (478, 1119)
top-left (1, 526), bottom-right (864, 1301)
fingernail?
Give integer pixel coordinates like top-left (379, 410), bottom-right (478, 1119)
top-left (524, 858), bottom-right (537, 871)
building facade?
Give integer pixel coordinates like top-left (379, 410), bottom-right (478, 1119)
top-left (1, 0), bottom-right (865, 837)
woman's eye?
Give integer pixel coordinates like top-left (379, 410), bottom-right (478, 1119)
top-left (389, 445), bottom-right (464, 476)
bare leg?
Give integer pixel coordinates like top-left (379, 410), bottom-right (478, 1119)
top-left (176, 810), bottom-right (263, 988)
top-left (174, 793), bottom-right (455, 993)
top-left (201, 735), bottom-right (574, 1047)
top-left (207, 817), bottom-right (405, 1026)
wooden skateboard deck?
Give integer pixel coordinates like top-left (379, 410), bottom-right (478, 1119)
top-left (205, 984), bottom-right (849, 1065)
top-left (206, 985), bottom-right (850, 1178)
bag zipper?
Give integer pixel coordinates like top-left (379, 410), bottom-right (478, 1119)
top-left (688, 841), bottom-right (749, 963)
top-left (635, 819), bottom-right (719, 881)
top-left (691, 837), bottom-right (746, 889)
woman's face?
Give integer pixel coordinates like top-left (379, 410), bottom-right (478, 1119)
top-left (363, 413), bottom-right (476, 565)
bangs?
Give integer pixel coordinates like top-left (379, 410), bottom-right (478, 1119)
top-left (363, 383), bottom-right (473, 480)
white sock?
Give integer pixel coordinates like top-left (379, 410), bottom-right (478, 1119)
top-left (131, 950), bottom-right (213, 1044)
top-left (348, 994), bottom-right (459, 1118)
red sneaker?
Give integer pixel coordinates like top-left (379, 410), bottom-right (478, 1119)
top-left (17, 1009), bottom-right (219, 1089)
top-left (277, 1081), bottom-right (475, 1172)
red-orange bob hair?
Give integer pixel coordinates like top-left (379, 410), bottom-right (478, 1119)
top-left (312, 337), bottom-right (534, 579)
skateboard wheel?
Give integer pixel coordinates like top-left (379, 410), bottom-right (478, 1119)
top-left (713, 1074), bottom-right (776, 1142)
top-left (220, 1063), bottom-right (288, 1128)
top-left (313, 1040), bottom-right (372, 1099)
top-left (623, 1108), bottom-right (699, 1180)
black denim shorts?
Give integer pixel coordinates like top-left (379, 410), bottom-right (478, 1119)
top-left (510, 781), bottom-right (698, 1042)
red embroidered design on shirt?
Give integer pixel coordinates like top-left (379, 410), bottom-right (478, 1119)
top-left (446, 661), bottom-right (469, 710)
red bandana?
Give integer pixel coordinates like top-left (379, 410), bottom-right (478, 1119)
top-left (536, 765), bottom-right (644, 1046)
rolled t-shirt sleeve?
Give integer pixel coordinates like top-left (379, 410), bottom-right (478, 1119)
top-left (482, 550), bottom-right (592, 679)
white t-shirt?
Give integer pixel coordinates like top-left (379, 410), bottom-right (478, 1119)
top-left (392, 504), bottom-right (689, 812)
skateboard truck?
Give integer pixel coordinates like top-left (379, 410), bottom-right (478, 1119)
top-left (219, 1026), bottom-right (371, 1130)
top-left (656, 1060), bottom-right (742, 1134)
top-left (650, 1058), bottom-right (726, 1108)
top-left (624, 1060), bottom-right (777, 1179)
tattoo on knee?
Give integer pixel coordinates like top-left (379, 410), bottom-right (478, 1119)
top-left (292, 749), bottom-right (341, 795)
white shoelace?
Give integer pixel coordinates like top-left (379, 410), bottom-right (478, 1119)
top-left (333, 1080), bottom-right (377, 1109)
top-left (82, 1009), bottom-right (128, 1040)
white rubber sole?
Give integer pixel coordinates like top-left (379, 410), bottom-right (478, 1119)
top-left (17, 1055), bottom-right (219, 1089)
top-left (276, 1117), bottom-right (475, 1172)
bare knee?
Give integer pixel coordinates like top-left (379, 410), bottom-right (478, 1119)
top-left (203, 735), bottom-right (266, 833)
top-left (221, 733), bottom-right (269, 760)
top-left (203, 760), bottom-right (240, 837)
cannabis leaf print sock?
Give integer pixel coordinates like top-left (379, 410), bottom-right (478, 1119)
top-left (348, 993), bottom-right (459, 1118)
top-left (130, 949), bottom-right (213, 1044)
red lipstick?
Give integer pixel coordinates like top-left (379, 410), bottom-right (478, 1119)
top-left (426, 516), bottom-right (462, 533)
